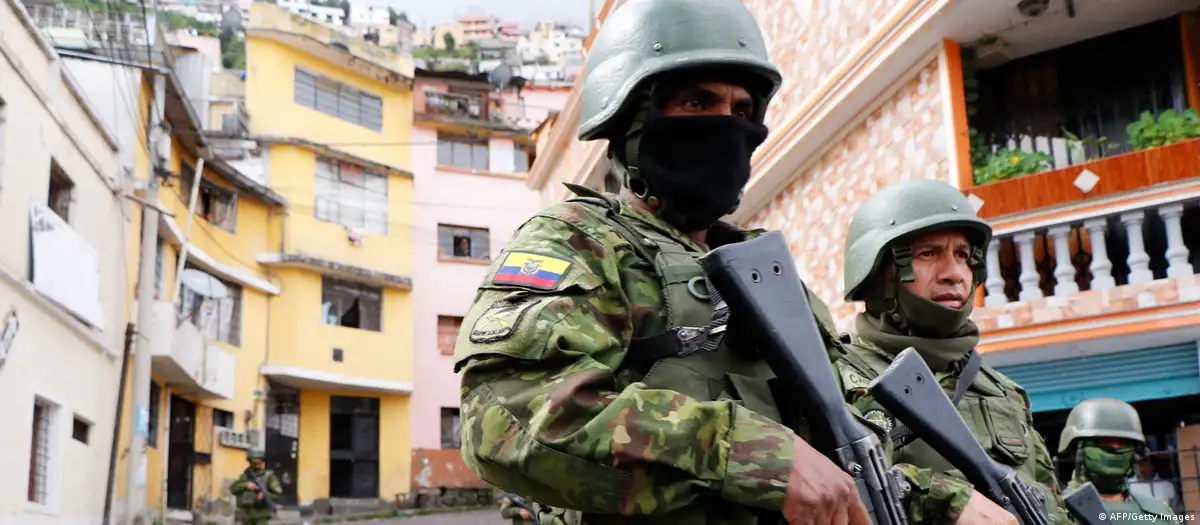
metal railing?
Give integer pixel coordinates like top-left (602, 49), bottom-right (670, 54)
top-left (422, 91), bottom-right (485, 120)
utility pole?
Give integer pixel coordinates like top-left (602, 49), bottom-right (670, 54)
top-left (125, 1), bottom-right (166, 520)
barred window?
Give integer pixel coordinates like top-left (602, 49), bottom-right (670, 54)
top-left (28, 398), bottom-right (56, 504)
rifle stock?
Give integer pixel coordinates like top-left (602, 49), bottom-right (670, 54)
top-left (699, 232), bottom-right (909, 525)
top-left (869, 348), bottom-right (1105, 525)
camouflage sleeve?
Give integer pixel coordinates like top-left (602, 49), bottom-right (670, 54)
top-left (268, 473), bottom-right (284, 497)
top-left (894, 465), bottom-right (974, 524)
top-left (454, 213), bottom-right (794, 516)
top-left (229, 474), bottom-right (248, 495)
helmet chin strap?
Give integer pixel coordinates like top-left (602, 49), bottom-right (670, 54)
top-left (881, 244), bottom-right (916, 331)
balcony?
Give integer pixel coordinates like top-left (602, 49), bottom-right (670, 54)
top-left (415, 89), bottom-right (524, 135)
top-left (147, 301), bottom-right (236, 400)
top-left (423, 91), bottom-right (485, 121)
top-left (963, 14), bottom-right (1200, 218)
top-left (974, 190), bottom-right (1200, 332)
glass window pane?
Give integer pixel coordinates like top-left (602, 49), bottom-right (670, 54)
top-left (513, 147), bottom-right (529, 172)
top-left (452, 142), bottom-right (471, 168)
top-left (470, 229), bottom-right (490, 259)
top-left (364, 172), bottom-right (387, 194)
top-left (437, 141), bottom-right (453, 166)
top-left (472, 144), bottom-right (489, 171)
top-left (316, 78), bottom-right (339, 116)
top-left (339, 163), bottom-right (364, 187)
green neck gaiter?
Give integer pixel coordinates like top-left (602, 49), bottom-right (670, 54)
top-left (859, 286), bottom-right (979, 371)
top-left (1078, 444), bottom-right (1136, 494)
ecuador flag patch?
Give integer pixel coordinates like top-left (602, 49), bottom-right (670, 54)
top-left (491, 251), bottom-right (572, 291)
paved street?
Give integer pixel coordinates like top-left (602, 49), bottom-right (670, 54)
top-left (320, 510), bottom-right (506, 525)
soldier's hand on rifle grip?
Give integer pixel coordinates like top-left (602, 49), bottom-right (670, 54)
top-left (246, 482), bottom-right (258, 491)
top-left (958, 491), bottom-right (1019, 525)
top-left (783, 435), bottom-right (871, 525)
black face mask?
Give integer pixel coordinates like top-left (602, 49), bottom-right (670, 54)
top-left (635, 113), bottom-right (769, 232)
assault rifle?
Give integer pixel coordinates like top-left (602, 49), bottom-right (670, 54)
top-left (869, 348), bottom-right (1107, 525)
top-left (247, 469), bottom-right (277, 515)
top-left (699, 231), bottom-right (909, 525)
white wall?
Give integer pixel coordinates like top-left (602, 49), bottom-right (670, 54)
top-left (0, 1), bottom-right (128, 523)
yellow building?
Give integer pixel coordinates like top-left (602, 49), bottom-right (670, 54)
top-left (88, 44), bottom-right (290, 522)
top-left (242, 2), bottom-right (417, 509)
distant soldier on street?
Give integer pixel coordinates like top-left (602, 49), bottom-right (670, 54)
top-left (230, 448), bottom-right (283, 525)
top-left (1059, 398), bottom-right (1179, 525)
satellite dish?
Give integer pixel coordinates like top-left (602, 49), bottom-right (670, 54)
top-left (489, 64), bottom-right (513, 91)
top-left (180, 269), bottom-right (229, 300)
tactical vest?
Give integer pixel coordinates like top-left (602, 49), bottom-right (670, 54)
top-left (555, 186), bottom-right (803, 525)
top-left (835, 338), bottom-right (1061, 518)
top-left (1102, 493), bottom-right (1181, 525)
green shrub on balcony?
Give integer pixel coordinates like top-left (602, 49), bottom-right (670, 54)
top-left (973, 148), bottom-right (1054, 185)
top-left (1126, 108), bottom-right (1200, 150)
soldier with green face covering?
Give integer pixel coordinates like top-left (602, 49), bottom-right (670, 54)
top-left (453, 1), bottom-right (990, 525)
top-left (833, 178), bottom-right (1072, 525)
top-left (229, 449), bottom-right (283, 525)
top-left (1059, 398), bottom-right (1179, 525)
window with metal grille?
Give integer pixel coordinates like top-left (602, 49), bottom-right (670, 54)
top-left (320, 276), bottom-right (383, 331)
top-left (437, 316), bottom-right (463, 355)
top-left (176, 264), bottom-right (243, 346)
top-left (436, 224), bottom-right (489, 261)
top-left (314, 157), bottom-right (389, 235)
top-left (294, 67), bottom-right (384, 131)
top-left (436, 132), bottom-right (489, 171)
top-left (441, 407), bottom-right (461, 449)
top-left (27, 398), bottom-right (55, 504)
top-left (972, 17), bottom-right (1187, 166)
top-left (48, 161), bottom-right (73, 222)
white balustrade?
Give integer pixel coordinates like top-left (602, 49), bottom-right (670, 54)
top-left (980, 196), bottom-right (1199, 306)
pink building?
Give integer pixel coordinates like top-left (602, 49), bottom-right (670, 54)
top-left (408, 69), bottom-right (568, 493)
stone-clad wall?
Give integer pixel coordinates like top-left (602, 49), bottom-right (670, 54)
top-left (744, 57), bottom-right (951, 330)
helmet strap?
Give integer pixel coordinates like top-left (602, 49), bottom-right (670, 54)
top-left (882, 244), bottom-right (915, 330)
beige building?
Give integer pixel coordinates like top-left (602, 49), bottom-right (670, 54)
top-left (0, 0), bottom-right (129, 523)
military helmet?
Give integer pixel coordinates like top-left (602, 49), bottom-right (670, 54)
top-left (1058, 398), bottom-right (1145, 453)
top-left (843, 179), bottom-right (993, 302)
top-left (577, 0), bottom-right (782, 141)
top-left (247, 448), bottom-right (265, 460)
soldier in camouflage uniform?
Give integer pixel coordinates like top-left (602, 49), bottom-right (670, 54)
top-left (454, 1), bottom-right (994, 524)
top-left (229, 449), bottom-right (283, 525)
top-left (1059, 398), bottom-right (1179, 525)
top-left (833, 178), bottom-right (1071, 525)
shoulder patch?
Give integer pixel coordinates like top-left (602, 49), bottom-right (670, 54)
top-left (469, 298), bottom-right (541, 343)
top-left (491, 251), bottom-right (573, 291)
top-left (863, 409), bottom-right (895, 433)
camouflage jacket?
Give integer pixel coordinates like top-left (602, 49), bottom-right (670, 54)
top-left (455, 189), bottom-right (974, 521)
top-left (229, 467), bottom-right (283, 518)
top-left (835, 334), bottom-right (1072, 524)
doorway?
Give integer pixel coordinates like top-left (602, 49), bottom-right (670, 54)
top-left (329, 396), bottom-right (379, 498)
top-left (166, 395), bottom-right (196, 510)
top-left (265, 381), bottom-right (300, 506)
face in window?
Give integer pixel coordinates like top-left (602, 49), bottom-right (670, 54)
top-left (454, 236), bottom-right (471, 257)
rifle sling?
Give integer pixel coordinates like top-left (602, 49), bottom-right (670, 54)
top-left (889, 349), bottom-right (982, 448)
